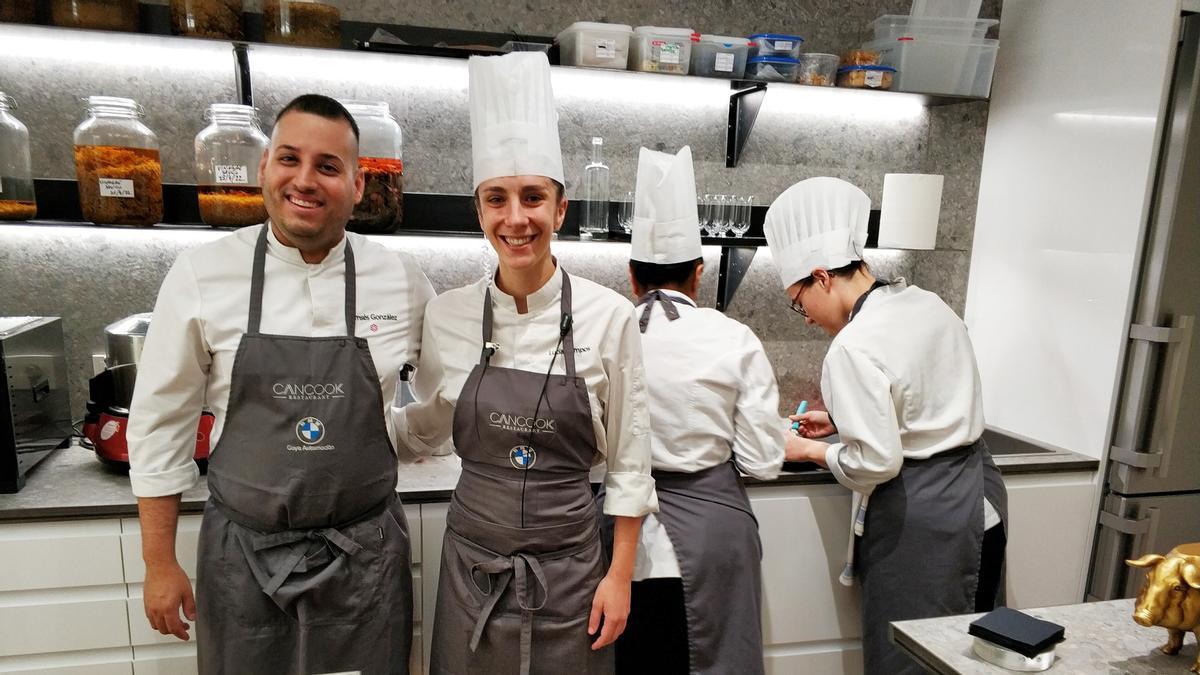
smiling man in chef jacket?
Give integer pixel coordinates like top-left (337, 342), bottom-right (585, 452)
top-left (600, 145), bottom-right (786, 675)
top-left (127, 94), bottom-right (434, 674)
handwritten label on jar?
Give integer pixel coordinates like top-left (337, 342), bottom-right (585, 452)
top-left (594, 38), bottom-right (616, 59)
top-left (215, 165), bottom-right (250, 185)
top-left (773, 40), bottom-right (793, 50)
top-left (715, 52), bottom-right (735, 72)
top-left (657, 41), bottom-right (681, 65)
top-left (99, 178), bottom-right (135, 199)
top-left (865, 70), bottom-right (884, 87)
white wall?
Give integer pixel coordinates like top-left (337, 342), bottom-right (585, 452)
top-left (964, 0), bottom-right (1180, 458)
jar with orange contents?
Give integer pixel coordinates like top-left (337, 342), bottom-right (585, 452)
top-left (194, 103), bottom-right (269, 227)
top-left (0, 92), bottom-right (36, 222)
top-left (73, 96), bottom-right (163, 227)
top-left (341, 100), bottom-right (403, 234)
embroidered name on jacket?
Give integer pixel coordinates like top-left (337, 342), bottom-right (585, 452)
top-left (271, 382), bottom-right (346, 400)
top-left (488, 412), bottom-right (557, 434)
top-left (355, 313), bottom-right (399, 321)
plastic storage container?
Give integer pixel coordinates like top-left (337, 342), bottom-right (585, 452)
top-left (0, 0), bottom-right (36, 23)
top-left (797, 53), bottom-right (839, 86)
top-left (630, 26), bottom-right (697, 75)
top-left (194, 104), bottom-right (268, 228)
top-left (863, 35), bottom-right (998, 97)
top-left (748, 33), bottom-right (803, 59)
top-left (870, 15), bottom-right (997, 41)
top-left (690, 35), bottom-right (750, 79)
top-left (73, 96), bottom-right (163, 227)
top-left (746, 56), bottom-right (799, 83)
top-left (170, 0), bottom-right (244, 39)
top-left (0, 93), bottom-right (36, 222)
top-left (264, 0), bottom-right (340, 48)
top-left (836, 64), bottom-right (896, 89)
top-left (342, 100), bottom-right (404, 234)
top-left (842, 49), bottom-right (881, 66)
top-left (51, 0), bottom-right (139, 31)
top-left (556, 21), bottom-right (633, 69)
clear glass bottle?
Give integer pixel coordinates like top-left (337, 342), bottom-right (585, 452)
top-left (170, 0), bottom-right (244, 39)
top-left (73, 96), bottom-right (163, 227)
top-left (194, 103), bottom-right (268, 228)
top-left (342, 100), bottom-right (403, 234)
top-left (264, 0), bottom-right (340, 48)
top-left (580, 136), bottom-right (609, 240)
top-left (0, 93), bottom-right (36, 222)
top-left (51, 0), bottom-right (140, 31)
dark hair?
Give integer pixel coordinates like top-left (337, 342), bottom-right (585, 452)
top-left (275, 94), bottom-right (359, 142)
top-left (801, 260), bottom-right (870, 287)
top-left (630, 257), bottom-right (703, 291)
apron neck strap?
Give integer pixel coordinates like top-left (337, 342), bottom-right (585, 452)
top-left (480, 268), bottom-right (577, 379)
top-left (635, 289), bottom-right (686, 334)
top-left (248, 225), bottom-right (357, 336)
top-left (848, 278), bottom-right (890, 323)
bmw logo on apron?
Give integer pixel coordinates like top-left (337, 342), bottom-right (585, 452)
top-left (509, 445), bottom-right (536, 470)
top-left (296, 416), bottom-right (325, 444)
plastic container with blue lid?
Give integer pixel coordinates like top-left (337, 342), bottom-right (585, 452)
top-left (836, 64), bottom-right (897, 89)
top-left (746, 55), bottom-right (800, 82)
top-left (748, 33), bottom-right (804, 59)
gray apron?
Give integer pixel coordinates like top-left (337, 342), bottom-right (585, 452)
top-left (847, 281), bottom-right (1009, 675)
top-left (601, 290), bottom-right (766, 675)
top-left (196, 226), bottom-right (412, 675)
top-left (429, 270), bottom-right (612, 675)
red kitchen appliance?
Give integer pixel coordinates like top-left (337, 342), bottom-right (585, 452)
top-left (82, 314), bottom-right (212, 470)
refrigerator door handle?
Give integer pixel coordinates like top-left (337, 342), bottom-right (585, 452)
top-left (1111, 315), bottom-right (1194, 477)
top-left (1098, 509), bottom-right (1154, 536)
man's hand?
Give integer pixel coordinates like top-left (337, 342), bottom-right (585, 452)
top-left (785, 433), bottom-right (830, 466)
top-left (588, 571), bottom-right (631, 650)
top-left (144, 560), bottom-right (196, 641)
top-left (790, 410), bottom-right (836, 438)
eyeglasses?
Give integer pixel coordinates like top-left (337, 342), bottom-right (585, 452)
top-left (789, 284), bottom-right (809, 318)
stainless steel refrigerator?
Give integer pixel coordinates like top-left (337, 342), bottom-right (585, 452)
top-left (1089, 11), bottom-right (1200, 601)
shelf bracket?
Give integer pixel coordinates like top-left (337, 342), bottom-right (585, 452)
top-left (716, 246), bottom-right (758, 312)
top-left (726, 81), bottom-right (768, 168)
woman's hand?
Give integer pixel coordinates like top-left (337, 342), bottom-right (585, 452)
top-left (588, 571), bottom-right (630, 650)
top-left (790, 410), bottom-right (835, 438)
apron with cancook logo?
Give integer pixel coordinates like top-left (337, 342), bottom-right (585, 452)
top-left (196, 225), bottom-right (412, 674)
top-left (429, 269), bottom-right (612, 675)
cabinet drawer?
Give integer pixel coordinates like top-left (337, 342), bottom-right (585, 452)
top-left (0, 646), bottom-right (132, 674)
top-left (132, 643), bottom-right (197, 675)
top-left (0, 521), bottom-right (124, 592)
top-left (0, 588), bottom-right (130, 657)
top-left (765, 643), bottom-right (863, 675)
top-left (120, 516), bottom-right (203, 583)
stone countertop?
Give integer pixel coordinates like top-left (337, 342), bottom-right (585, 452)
top-left (0, 439), bottom-right (1097, 522)
top-left (890, 598), bottom-right (1197, 674)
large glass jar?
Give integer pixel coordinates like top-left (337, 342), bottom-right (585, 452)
top-left (51, 0), bottom-right (140, 31)
top-left (194, 103), bottom-right (268, 228)
top-left (0, 93), bottom-right (36, 222)
top-left (342, 100), bottom-right (403, 234)
top-left (0, 0), bottom-right (37, 23)
top-left (73, 96), bottom-right (163, 227)
top-left (170, 0), bottom-right (243, 39)
top-left (264, 0), bottom-right (340, 48)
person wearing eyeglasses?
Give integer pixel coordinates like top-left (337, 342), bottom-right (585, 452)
top-left (764, 177), bottom-right (1008, 675)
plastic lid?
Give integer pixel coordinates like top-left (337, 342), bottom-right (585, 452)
top-left (748, 33), bottom-right (805, 42)
top-left (635, 26), bottom-right (697, 37)
top-left (561, 21), bottom-right (633, 33)
top-left (700, 34), bottom-right (751, 46)
top-left (837, 64), bottom-right (897, 73)
top-left (749, 55), bottom-right (801, 64)
top-left (872, 14), bottom-right (998, 29)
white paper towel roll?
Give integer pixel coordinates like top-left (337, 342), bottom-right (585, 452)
top-left (879, 173), bottom-right (944, 250)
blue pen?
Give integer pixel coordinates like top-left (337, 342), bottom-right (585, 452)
top-left (790, 400), bottom-right (809, 432)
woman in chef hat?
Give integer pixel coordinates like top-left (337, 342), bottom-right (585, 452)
top-left (764, 177), bottom-right (1008, 675)
top-left (395, 51), bottom-right (656, 675)
top-left (599, 145), bottom-right (785, 675)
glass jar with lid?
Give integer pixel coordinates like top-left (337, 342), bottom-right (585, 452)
top-left (341, 100), bottom-right (403, 234)
top-left (0, 0), bottom-right (37, 24)
top-left (0, 93), bottom-right (36, 222)
top-left (193, 103), bottom-right (269, 228)
top-left (73, 96), bottom-right (163, 227)
top-left (264, 0), bottom-right (340, 48)
top-left (170, 0), bottom-right (243, 39)
top-left (51, 0), bottom-right (140, 31)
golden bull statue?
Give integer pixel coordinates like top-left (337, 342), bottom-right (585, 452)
top-left (1127, 542), bottom-right (1200, 673)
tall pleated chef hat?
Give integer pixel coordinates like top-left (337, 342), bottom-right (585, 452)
top-left (468, 51), bottom-right (564, 189)
top-left (763, 177), bottom-right (871, 288)
top-left (630, 146), bottom-right (703, 265)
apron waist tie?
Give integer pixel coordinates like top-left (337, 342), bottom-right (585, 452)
top-left (468, 552), bottom-right (548, 675)
top-left (246, 527), bottom-right (366, 597)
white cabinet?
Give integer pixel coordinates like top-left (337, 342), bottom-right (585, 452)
top-left (418, 502), bottom-right (448, 675)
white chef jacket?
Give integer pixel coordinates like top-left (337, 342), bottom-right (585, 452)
top-left (127, 224), bottom-right (435, 498)
top-left (819, 281), bottom-right (998, 583)
top-left (633, 289), bottom-right (786, 580)
top-left (394, 265), bottom-right (658, 518)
